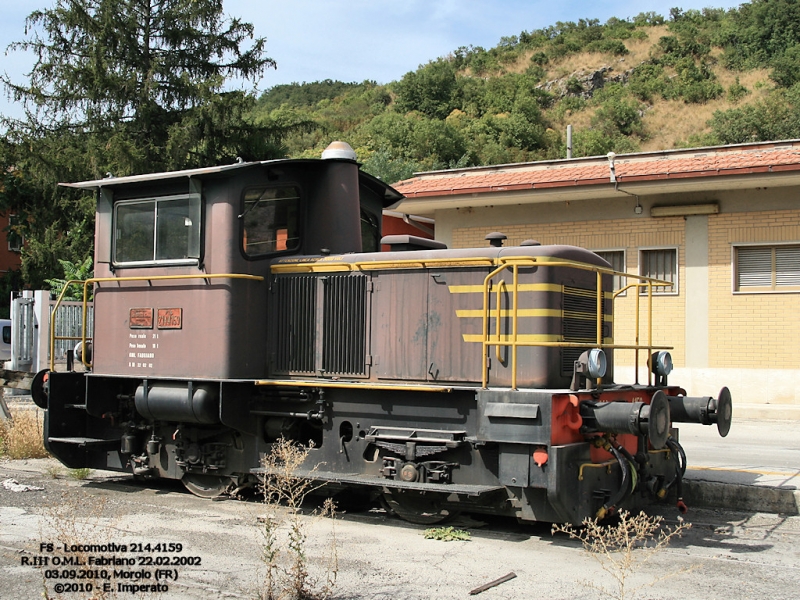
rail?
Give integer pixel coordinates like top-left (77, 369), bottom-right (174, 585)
top-left (49, 273), bottom-right (265, 371)
top-left (480, 257), bottom-right (674, 389)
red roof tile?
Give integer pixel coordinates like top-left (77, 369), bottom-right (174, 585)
top-left (392, 142), bottom-right (800, 198)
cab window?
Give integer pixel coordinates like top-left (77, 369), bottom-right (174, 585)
top-left (113, 194), bottom-right (201, 265)
top-left (242, 186), bottom-right (300, 257)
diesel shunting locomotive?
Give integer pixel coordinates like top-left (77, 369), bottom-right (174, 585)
top-left (36, 142), bottom-right (732, 524)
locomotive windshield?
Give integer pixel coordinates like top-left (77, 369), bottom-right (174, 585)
top-left (113, 194), bottom-right (201, 265)
top-left (241, 185), bottom-right (300, 256)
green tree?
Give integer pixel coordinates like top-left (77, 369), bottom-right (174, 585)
top-left (720, 0), bottom-right (800, 69)
top-left (1, 0), bottom-right (278, 288)
top-left (394, 60), bottom-right (459, 119)
top-left (44, 257), bottom-right (94, 301)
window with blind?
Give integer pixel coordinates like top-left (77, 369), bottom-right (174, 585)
top-left (639, 248), bottom-right (678, 294)
top-left (595, 250), bottom-right (625, 292)
top-left (735, 245), bottom-right (800, 292)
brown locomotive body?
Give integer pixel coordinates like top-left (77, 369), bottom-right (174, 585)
top-left (40, 144), bottom-right (732, 524)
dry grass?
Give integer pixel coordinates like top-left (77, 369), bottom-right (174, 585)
top-left (623, 25), bottom-right (670, 65)
top-left (0, 409), bottom-right (49, 459)
top-left (640, 70), bottom-right (775, 150)
top-left (714, 66), bottom-right (773, 94)
top-left (504, 25), bottom-right (670, 80)
top-left (640, 99), bottom-right (721, 149)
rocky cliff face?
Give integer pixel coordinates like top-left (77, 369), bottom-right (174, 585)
top-left (539, 65), bottom-right (634, 99)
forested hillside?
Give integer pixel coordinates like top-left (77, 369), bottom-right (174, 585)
top-left (2, 0), bottom-right (800, 296)
top-left (253, 0), bottom-right (800, 182)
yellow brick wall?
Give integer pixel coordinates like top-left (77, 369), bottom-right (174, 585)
top-left (452, 217), bottom-right (686, 367)
top-left (708, 209), bottom-right (800, 369)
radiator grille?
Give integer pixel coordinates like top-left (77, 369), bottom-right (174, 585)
top-left (561, 286), bottom-right (609, 374)
top-left (274, 276), bottom-right (317, 373)
top-left (323, 275), bottom-right (367, 376)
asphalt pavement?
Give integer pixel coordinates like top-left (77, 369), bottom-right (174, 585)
top-left (676, 418), bottom-right (800, 515)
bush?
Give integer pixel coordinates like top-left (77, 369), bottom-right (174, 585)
top-left (571, 129), bottom-right (640, 158)
top-left (530, 51), bottom-right (549, 66)
top-left (727, 78), bottom-right (750, 102)
top-left (628, 63), bottom-right (667, 102)
top-left (0, 409), bottom-right (49, 459)
top-left (592, 97), bottom-right (644, 136)
top-left (707, 86), bottom-right (800, 143)
top-left (552, 510), bottom-right (692, 600)
top-left (770, 44), bottom-right (800, 88)
top-left (585, 39), bottom-right (629, 56)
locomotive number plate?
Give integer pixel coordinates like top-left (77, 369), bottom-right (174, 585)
top-left (157, 308), bottom-right (182, 329)
top-left (129, 308), bottom-right (154, 329)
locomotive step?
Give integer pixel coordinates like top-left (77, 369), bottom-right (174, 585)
top-left (250, 467), bottom-right (503, 497)
top-left (47, 437), bottom-right (119, 447)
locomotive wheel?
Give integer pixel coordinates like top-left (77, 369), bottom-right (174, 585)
top-left (381, 489), bottom-right (459, 525)
top-left (181, 473), bottom-right (233, 499)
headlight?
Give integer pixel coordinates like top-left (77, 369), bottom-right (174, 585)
top-left (651, 351), bottom-right (673, 377)
top-left (586, 348), bottom-right (607, 379)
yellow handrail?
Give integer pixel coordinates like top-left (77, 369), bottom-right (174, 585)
top-left (49, 273), bottom-right (265, 371)
top-left (480, 258), bottom-right (674, 389)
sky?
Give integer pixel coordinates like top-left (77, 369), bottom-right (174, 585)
top-left (0, 0), bottom-right (747, 121)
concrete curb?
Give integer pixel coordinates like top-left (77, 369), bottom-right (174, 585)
top-left (683, 478), bottom-right (800, 515)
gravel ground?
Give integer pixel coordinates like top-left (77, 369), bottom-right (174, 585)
top-left (2, 458), bottom-right (799, 600)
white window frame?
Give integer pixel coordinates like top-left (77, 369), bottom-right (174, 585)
top-left (638, 246), bottom-right (679, 296)
top-left (112, 193), bottom-right (201, 267)
top-left (593, 248), bottom-right (627, 295)
top-left (732, 242), bottom-right (800, 294)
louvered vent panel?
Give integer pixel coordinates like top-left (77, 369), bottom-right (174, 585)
top-left (737, 247), bottom-right (773, 288)
top-left (776, 246), bottom-right (800, 286)
top-left (274, 276), bottom-right (317, 373)
top-left (562, 287), bottom-right (603, 342)
top-left (323, 275), bottom-right (367, 376)
top-left (562, 286), bottom-right (607, 374)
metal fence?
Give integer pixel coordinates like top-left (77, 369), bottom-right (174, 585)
top-left (49, 300), bottom-right (94, 362)
top-left (9, 292), bottom-right (94, 372)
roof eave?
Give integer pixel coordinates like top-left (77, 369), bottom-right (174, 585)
top-left (393, 169), bottom-right (800, 214)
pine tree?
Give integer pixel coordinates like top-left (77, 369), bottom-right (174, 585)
top-left (0, 0), bottom-right (282, 288)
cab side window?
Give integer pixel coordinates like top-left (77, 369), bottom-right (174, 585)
top-left (114, 194), bottom-right (201, 266)
top-left (242, 186), bottom-right (300, 257)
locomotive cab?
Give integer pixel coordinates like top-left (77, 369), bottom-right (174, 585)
top-left (68, 150), bottom-right (399, 381)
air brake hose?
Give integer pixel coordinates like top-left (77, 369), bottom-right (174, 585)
top-left (665, 437), bottom-right (688, 514)
top-left (614, 442), bottom-right (639, 499)
top-left (595, 443), bottom-right (630, 520)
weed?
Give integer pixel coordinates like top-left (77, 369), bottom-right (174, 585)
top-left (44, 464), bottom-right (63, 479)
top-left (423, 526), bottom-right (471, 542)
top-left (0, 408), bottom-right (49, 459)
top-left (552, 510), bottom-right (692, 600)
top-left (39, 492), bottom-right (122, 599)
top-left (257, 438), bottom-right (337, 600)
top-left (68, 467), bottom-right (93, 480)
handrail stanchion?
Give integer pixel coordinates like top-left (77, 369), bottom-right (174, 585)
top-left (648, 282), bottom-right (654, 386)
top-left (511, 265), bottom-right (519, 390)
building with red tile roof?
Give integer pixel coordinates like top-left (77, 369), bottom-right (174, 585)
top-left (391, 139), bottom-right (800, 419)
